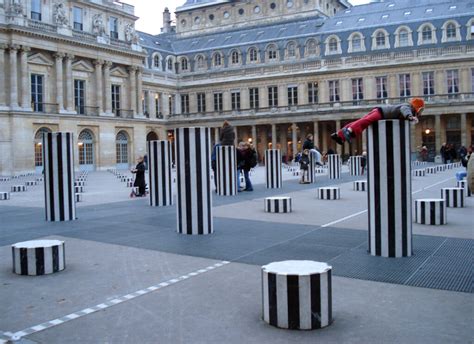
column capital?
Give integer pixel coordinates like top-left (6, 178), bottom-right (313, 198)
top-left (8, 44), bottom-right (20, 51)
top-left (0, 43), bottom-right (7, 50)
top-left (54, 52), bottom-right (65, 60)
top-left (127, 65), bottom-right (138, 73)
top-left (20, 46), bottom-right (31, 53)
top-left (93, 59), bottom-right (104, 66)
top-left (103, 61), bottom-right (113, 68)
top-left (136, 66), bottom-right (143, 74)
top-left (65, 53), bottom-right (75, 60)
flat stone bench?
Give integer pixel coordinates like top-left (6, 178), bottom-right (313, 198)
top-left (262, 260), bottom-right (333, 330)
top-left (318, 187), bottom-right (340, 200)
top-left (25, 181), bottom-right (37, 186)
top-left (441, 187), bottom-right (464, 208)
top-left (412, 169), bottom-right (426, 177)
top-left (353, 180), bottom-right (367, 191)
top-left (264, 197), bottom-right (292, 213)
top-left (12, 239), bottom-right (65, 276)
top-left (415, 199), bottom-right (447, 225)
top-left (11, 185), bottom-right (26, 192)
top-left (457, 180), bottom-right (471, 197)
top-left (0, 192), bottom-right (10, 200)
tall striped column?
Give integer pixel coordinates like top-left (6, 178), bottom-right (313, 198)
top-left (328, 154), bottom-right (341, 179)
top-left (216, 145), bottom-right (237, 196)
top-left (175, 127), bottom-right (213, 235)
top-left (367, 120), bottom-right (412, 257)
top-left (43, 132), bottom-right (76, 222)
top-left (307, 151), bottom-right (316, 184)
top-left (265, 149), bottom-right (282, 189)
top-left (148, 140), bottom-right (173, 207)
top-left (349, 156), bottom-right (362, 176)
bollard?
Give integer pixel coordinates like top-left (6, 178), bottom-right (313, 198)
top-left (328, 154), bottom-right (341, 179)
top-left (265, 149), bottom-right (282, 189)
top-left (349, 156), bottom-right (362, 176)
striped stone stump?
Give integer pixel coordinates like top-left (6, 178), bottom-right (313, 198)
top-left (0, 177), bottom-right (10, 181)
top-left (126, 181), bottom-right (133, 187)
top-left (436, 165), bottom-right (446, 172)
top-left (262, 260), bottom-right (332, 330)
top-left (412, 169), bottom-right (426, 177)
top-left (353, 180), bottom-right (367, 191)
top-left (75, 186), bottom-right (84, 193)
top-left (43, 132), bottom-right (76, 222)
top-left (12, 240), bottom-right (65, 276)
top-left (441, 187), bottom-right (464, 208)
top-left (446, 164), bottom-right (453, 170)
top-left (75, 193), bottom-right (83, 202)
top-left (148, 140), bottom-right (173, 207)
top-left (367, 120), bottom-right (412, 257)
top-left (306, 152), bottom-right (316, 184)
top-left (264, 197), bottom-right (292, 213)
top-left (293, 171), bottom-right (299, 176)
top-left (414, 199), bottom-right (447, 225)
top-left (318, 187), bottom-right (340, 200)
top-left (457, 180), bottom-right (472, 197)
top-left (349, 156), bottom-right (362, 176)
top-left (74, 181), bottom-right (84, 187)
top-left (265, 149), bottom-right (282, 189)
top-left (216, 145), bottom-right (237, 196)
top-left (11, 185), bottom-right (26, 192)
top-left (426, 167), bottom-right (437, 174)
top-left (1, 192), bottom-right (10, 200)
top-left (25, 181), bottom-right (37, 186)
top-left (328, 154), bottom-right (341, 180)
top-left (315, 168), bottom-right (325, 174)
top-left (36, 177), bottom-right (43, 182)
top-left (175, 127), bottom-right (213, 235)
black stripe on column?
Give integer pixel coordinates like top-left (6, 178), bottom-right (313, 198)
top-left (176, 130), bottom-right (182, 232)
top-left (47, 133), bottom-right (55, 221)
top-left (35, 247), bottom-right (45, 275)
top-left (274, 200), bottom-right (279, 213)
top-left (52, 245), bottom-right (59, 272)
top-left (373, 124), bottom-right (381, 256)
top-left (440, 201), bottom-right (444, 224)
top-left (268, 272), bottom-right (278, 327)
top-left (400, 121), bottom-right (408, 256)
top-left (168, 142), bottom-right (173, 206)
top-left (286, 275), bottom-right (300, 329)
top-left (283, 199), bottom-right (287, 213)
top-left (184, 128), bottom-right (192, 234)
top-left (310, 273), bottom-right (321, 329)
top-left (57, 135), bottom-right (65, 221)
top-left (11, 246), bottom-right (15, 273)
top-left (66, 133), bottom-right (74, 220)
top-left (430, 201), bottom-right (436, 225)
top-left (20, 248), bottom-right (28, 275)
top-left (328, 269), bottom-right (332, 324)
top-left (196, 129), bottom-right (204, 235)
top-left (367, 131), bottom-right (371, 251)
top-left (270, 151), bottom-right (275, 188)
top-left (386, 121), bottom-right (395, 257)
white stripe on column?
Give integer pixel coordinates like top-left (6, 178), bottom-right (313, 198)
top-left (44, 246), bottom-right (53, 274)
top-left (393, 121), bottom-right (402, 257)
top-left (298, 274), bottom-right (311, 330)
top-left (276, 274), bottom-right (288, 329)
top-left (320, 272), bottom-right (328, 327)
top-left (262, 270), bottom-right (269, 323)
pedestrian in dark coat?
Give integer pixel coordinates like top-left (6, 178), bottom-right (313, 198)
top-left (220, 121), bottom-right (235, 146)
top-left (132, 156), bottom-right (146, 196)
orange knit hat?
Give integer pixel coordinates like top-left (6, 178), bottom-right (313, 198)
top-left (410, 98), bottom-right (425, 114)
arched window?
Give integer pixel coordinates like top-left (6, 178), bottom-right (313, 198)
top-left (231, 50), bottom-right (240, 64)
top-left (116, 131), bottom-right (129, 168)
top-left (306, 39), bottom-right (317, 55)
top-left (196, 55), bottom-right (205, 69)
top-left (78, 129), bottom-right (94, 169)
top-left (287, 42), bottom-right (296, 58)
top-left (181, 57), bottom-right (188, 71)
top-left (329, 38), bottom-right (338, 52)
top-left (352, 34), bottom-right (362, 51)
top-left (248, 47), bottom-right (258, 62)
top-left (146, 131), bottom-right (158, 141)
top-left (213, 53), bottom-right (222, 67)
top-left (167, 58), bottom-right (173, 71)
top-left (399, 29), bottom-right (409, 47)
top-left (446, 23), bottom-right (456, 39)
top-left (422, 25), bottom-right (432, 42)
top-left (267, 44), bottom-right (278, 61)
top-left (153, 55), bottom-right (160, 69)
top-left (34, 127), bottom-right (51, 172)
top-left (376, 31), bottom-right (385, 47)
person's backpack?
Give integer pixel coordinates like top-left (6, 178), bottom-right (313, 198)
top-left (249, 149), bottom-right (258, 168)
top-left (294, 152), bottom-right (302, 163)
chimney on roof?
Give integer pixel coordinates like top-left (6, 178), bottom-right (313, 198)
top-left (162, 7), bottom-right (171, 33)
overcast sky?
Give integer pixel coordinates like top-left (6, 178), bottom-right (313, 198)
top-left (126, 0), bottom-right (372, 35)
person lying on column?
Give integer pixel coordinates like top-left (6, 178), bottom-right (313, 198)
top-left (330, 98), bottom-right (425, 145)
top-left (299, 149), bottom-right (311, 184)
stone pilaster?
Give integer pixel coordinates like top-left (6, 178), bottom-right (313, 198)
top-left (65, 54), bottom-right (75, 112)
top-left (291, 123), bottom-right (297, 158)
top-left (161, 93), bottom-right (170, 118)
top-left (54, 53), bottom-right (65, 112)
top-left (174, 93), bottom-right (181, 115)
top-left (93, 60), bottom-right (104, 114)
top-left (8, 45), bottom-right (19, 109)
top-left (335, 120), bottom-right (342, 155)
top-left (0, 44), bottom-right (7, 108)
top-left (460, 113), bottom-right (467, 147)
top-left (136, 68), bottom-right (143, 117)
top-left (20, 46), bottom-right (31, 110)
top-left (128, 66), bottom-right (137, 116)
top-left (149, 92), bottom-right (156, 118)
top-left (313, 121), bottom-right (320, 148)
top-left (271, 124), bottom-right (277, 147)
top-left (435, 115), bottom-right (441, 154)
top-left (103, 61), bottom-right (112, 114)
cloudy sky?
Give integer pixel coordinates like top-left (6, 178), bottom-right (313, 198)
top-left (126, 0), bottom-right (372, 35)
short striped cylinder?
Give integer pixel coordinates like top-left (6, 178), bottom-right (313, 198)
top-left (367, 120), bottom-right (412, 258)
top-left (315, 168), bottom-right (325, 174)
top-left (426, 166), bottom-right (437, 174)
top-left (264, 197), bottom-right (292, 213)
top-left (411, 161), bottom-right (427, 167)
top-left (121, 176), bottom-right (128, 182)
top-left (11, 185), bottom-right (26, 192)
top-left (75, 193), bottom-right (83, 202)
top-left (441, 187), bottom-right (464, 208)
top-left (328, 154), bottom-right (341, 179)
top-left (75, 186), bottom-right (84, 193)
top-left (126, 181), bottom-right (133, 187)
top-left (293, 171), bottom-right (299, 176)
top-left (0, 177), bottom-right (10, 181)
top-left (353, 180), bottom-right (367, 191)
top-left (148, 140), bottom-right (173, 207)
top-left (43, 132), bottom-right (76, 222)
top-left (414, 199), bottom-right (446, 225)
top-left (216, 145), bottom-right (237, 196)
top-left (262, 260), bottom-right (332, 330)
top-left (318, 187), bottom-right (340, 200)
top-left (436, 165), bottom-right (446, 172)
top-left (265, 149), bottom-right (282, 189)
top-left (349, 156), bottom-right (362, 176)
top-left (445, 164), bottom-right (454, 170)
top-left (74, 181), bottom-right (84, 187)
top-left (0, 192), bottom-right (10, 200)
top-left (457, 180), bottom-right (472, 197)
top-left (25, 181), bottom-right (37, 186)
top-left (412, 169), bottom-right (426, 177)
top-left (307, 152), bottom-right (316, 184)
top-left (175, 127), bottom-right (213, 235)
top-left (12, 240), bottom-right (65, 276)
top-left (36, 177), bottom-right (43, 182)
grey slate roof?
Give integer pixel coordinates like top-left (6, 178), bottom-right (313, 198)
top-left (176, 0), bottom-right (232, 12)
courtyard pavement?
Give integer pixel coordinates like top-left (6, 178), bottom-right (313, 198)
top-left (0, 164), bottom-right (472, 343)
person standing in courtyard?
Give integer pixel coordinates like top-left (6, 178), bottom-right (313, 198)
top-left (238, 142), bottom-right (256, 191)
top-left (131, 156), bottom-right (146, 197)
top-left (361, 151), bottom-right (367, 175)
top-left (220, 120), bottom-right (235, 146)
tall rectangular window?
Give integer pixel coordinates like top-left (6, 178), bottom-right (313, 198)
top-left (287, 86), bottom-right (298, 106)
top-left (143, 91), bottom-right (149, 116)
top-left (31, 0), bottom-right (41, 21)
top-left (375, 76), bottom-right (387, 101)
top-left (109, 17), bottom-right (119, 39)
top-left (214, 92), bottom-right (223, 111)
top-left (471, 68), bottom-right (474, 92)
top-left (422, 71), bottom-right (435, 96)
top-left (268, 86), bottom-right (278, 107)
top-left (111, 85), bottom-right (121, 116)
top-left (446, 69), bottom-right (459, 98)
top-left (231, 91), bottom-right (241, 110)
top-left (328, 80), bottom-right (340, 102)
top-left (399, 74), bottom-right (411, 98)
top-left (352, 78), bottom-right (364, 104)
top-left (155, 95), bottom-right (161, 115)
top-left (181, 94), bottom-right (189, 114)
top-left (73, 7), bottom-right (83, 31)
top-left (169, 95), bottom-right (175, 114)
top-left (308, 82), bottom-right (318, 104)
top-left (74, 79), bottom-right (85, 114)
top-left (197, 93), bottom-right (206, 113)
top-left (31, 74), bottom-right (44, 112)
top-left (249, 88), bottom-right (259, 109)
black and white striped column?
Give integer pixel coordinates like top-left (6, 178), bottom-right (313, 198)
top-left (353, 180), bottom-right (367, 191)
top-left (43, 132), bottom-right (76, 222)
top-left (367, 120), bottom-right (412, 257)
top-left (349, 156), bottom-right (362, 176)
top-left (457, 180), bottom-right (472, 197)
top-left (1, 192), bottom-right (10, 200)
top-left (441, 187), bottom-right (464, 208)
top-left (12, 240), bottom-right (65, 275)
top-left (426, 166), bottom-right (437, 174)
top-left (264, 197), bottom-right (292, 213)
top-left (175, 127), bottom-right (213, 235)
top-left (318, 187), bottom-right (340, 200)
top-left (414, 199), bottom-right (446, 225)
top-left (412, 169), bottom-right (426, 177)
top-left (148, 140), bottom-right (173, 207)
top-left (265, 149), bottom-right (282, 189)
top-left (328, 154), bottom-right (341, 179)
top-left (262, 260), bottom-right (332, 330)
top-left (11, 185), bottom-right (26, 192)
top-left (216, 145), bottom-right (237, 196)
top-left (436, 164), bottom-right (446, 172)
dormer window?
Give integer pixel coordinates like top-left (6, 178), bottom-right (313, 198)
top-left (267, 45), bottom-right (278, 61)
top-left (422, 26), bottom-right (432, 42)
top-left (249, 48), bottom-right (258, 62)
top-left (446, 23), bottom-right (456, 39)
top-left (287, 42), bottom-right (296, 58)
top-left (376, 32), bottom-right (386, 47)
top-left (213, 53), bottom-right (222, 67)
top-left (353, 35), bottom-right (362, 51)
top-left (153, 55), bottom-right (160, 69)
top-left (231, 50), bottom-right (240, 64)
top-left (109, 17), bottom-right (119, 39)
top-left (197, 55), bottom-right (205, 69)
top-left (329, 38), bottom-right (338, 52)
top-left (167, 58), bottom-right (173, 71)
top-left (399, 29), bottom-right (409, 47)
top-left (449, 5), bottom-right (456, 10)
top-left (181, 58), bottom-right (188, 71)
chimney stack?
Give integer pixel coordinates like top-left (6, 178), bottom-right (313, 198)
top-left (162, 7), bottom-right (171, 33)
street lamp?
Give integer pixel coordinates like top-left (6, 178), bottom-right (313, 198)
top-left (424, 129), bottom-right (431, 135)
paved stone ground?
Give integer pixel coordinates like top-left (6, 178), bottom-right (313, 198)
top-left (0, 164), bottom-right (472, 343)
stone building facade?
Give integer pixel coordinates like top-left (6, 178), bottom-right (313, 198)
top-left (0, 0), bottom-right (473, 175)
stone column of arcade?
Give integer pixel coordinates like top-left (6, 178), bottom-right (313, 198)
top-left (148, 140), bottom-right (173, 207)
top-left (42, 132), bottom-right (76, 222)
top-left (367, 120), bottom-right (412, 257)
top-left (265, 149), bottom-right (282, 189)
top-left (216, 145), bottom-right (237, 196)
top-left (175, 127), bottom-right (213, 235)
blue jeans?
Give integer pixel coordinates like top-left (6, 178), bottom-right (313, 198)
top-left (244, 170), bottom-right (253, 190)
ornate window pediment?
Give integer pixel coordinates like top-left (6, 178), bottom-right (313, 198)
top-left (110, 66), bottom-right (128, 77)
top-left (72, 60), bottom-right (94, 73)
top-left (28, 52), bottom-right (54, 66)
